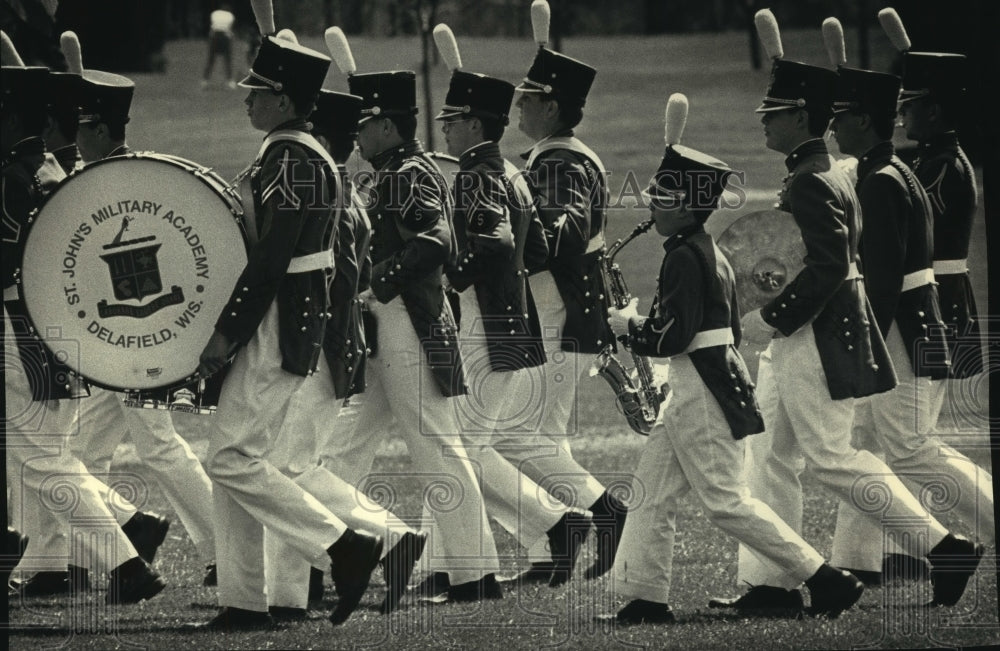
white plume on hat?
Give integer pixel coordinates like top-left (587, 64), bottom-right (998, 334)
top-left (878, 8), bottom-right (911, 53)
top-left (754, 9), bottom-right (784, 60)
top-left (61, 31), bottom-right (84, 74)
top-left (664, 93), bottom-right (688, 147)
top-left (433, 24), bottom-right (462, 72)
top-left (531, 0), bottom-right (550, 47)
top-left (324, 26), bottom-right (356, 75)
top-left (276, 28), bottom-right (298, 44)
top-left (822, 17), bottom-right (847, 67)
top-left (251, 0), bottom-right (276, 35)
top-left (1, 30), bottom-right (25, 67)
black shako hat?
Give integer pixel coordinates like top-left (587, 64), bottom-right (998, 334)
top-left (756, 59), bottom-right (836, 119)
top-left (47, 71), bottom-right (83, 118)
top-left (833, 66), bottom-right (901, 117)
top-left (899, 52), bottom-right (967, 104)
top-left (311, 89), bottom-right (364, 137)
top-left (1, 66), bottom-right (49, 114)
top-left (347, 71), bottom-right (417, 123)
top-left (435, 71), bottom-right (515, 123)
top-left (77, 69), bottom-right (134, 125)
top-left (239, 35), bottom-right (331, 109)
top-left (645, 144), bottom-right (733, 212)
top-left (516, 47), bottom-right (595, 109)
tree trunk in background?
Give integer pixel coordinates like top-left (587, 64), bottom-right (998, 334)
top-left (857, 0), bottom-right (871, 69)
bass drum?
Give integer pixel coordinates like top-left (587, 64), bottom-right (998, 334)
top-left (20, 152), bottom-right (249, 413)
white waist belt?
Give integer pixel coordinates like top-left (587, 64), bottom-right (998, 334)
top-left (3, 285), bottom-right (18, 302)
top-left (585, 233), bottom-right (606, 255)
top-left (901, 268), bottom-right (935, 292)
top-left (286, 250), bottom-right (334, 273)
top-left (933, 259), bottom-right (968, 275)
top-left (845, 262), bottom-right (862, 280)
top-left (684, 327), bottom-right (735, 353)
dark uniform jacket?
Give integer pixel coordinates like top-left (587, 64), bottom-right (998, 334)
top-left (215, 119), bottom-right (339, 377)
top-left (761, 139), bottom-right (896, 400)
top-left (323, 169), bottom-right (371, 399)
top-left (446, 141), bottom-right (546, 372)
top-left (856, 141), bottom-right (950, 379)
top-left (2, 136), bottom-right (82, 401)
top-left (626, 225), bottom-right (764, 439)
top-left (523, 129), bottom-right (614, 354)
top-left (912, 132), bottom-right (982, 378)
top-left (367, 139), bottom-right (466, 397)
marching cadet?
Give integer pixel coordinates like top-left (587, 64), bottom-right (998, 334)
top-left (715, 10), bottom-right (984, 614)
top-left (3, 61), bottom-right (165, 606)
top-left (897, 52), bottom-right (987, 427)
top-left (66, 62), bottom-right (219, 588)
top-left (195, 33), bottom-right (382, 630)
top-left (318, 28), bottom-right (504, 603)
top-left (493, 0), bottom-right (624, 584)
top-left (42, 32), bottom-right (84, 174)
top-left (601, 94), bottom-right (864, 625)
top-left (823, 20), bottom-right (993, 583)
top-left (261, 79), bottom-right (428, 619)
top-left (428, 23), bottom-right (592, 590)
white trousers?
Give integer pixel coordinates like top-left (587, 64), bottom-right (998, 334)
top-left (737, 326), bottom-right (950, 589)
top-left (319, 295), bottom-right (499, 585)
top-left (829, 325), bottom-right (994, 571)
top-left (491, 271), bottom-right (606, 511)
top-left (611, 355), bottom-right (824, 603)
top-left (264, 355), bottom-right (417, 609)
top-left (69, 388), bottom-right (216, 563)
top-left (205, 303), bottom-right (348, 612)
top-left (5, 306), bottom-right (138, 575)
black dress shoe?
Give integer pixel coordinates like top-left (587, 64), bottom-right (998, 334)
top-left (268, 605), bottom-right (308, 621)
top-left (548, 509), bottom-right (593, 587)
top-left (584, 491), bottom-right (627, 580)
top-left (882, 552), bottom-right (931, 583)
top-left (596, 599), bottom-right (675, 625)
top-left (2, 528), bottom-right (29, 586)
top-left (105, 557), bottom-right (166, 605)
top-left (498, 562), bottom-right (555, 585)
top-left (447, 573), bottom-right (503, 603)
top-left (926, 534), bottom-right (985, 607)
top-left (805, 564), bottom-right (864, 617)
top-left (308, 566), bottom-right (325, 603)
top-left (16, 570), bottom-right (71, 597)
top-left (708, 585), bottom-right (804, 616)
top-left (413, 571), bottom-right (450, 598)
top-left (379, 530), bottom-right (428, 614)
top-left (121, 511), bottom-right (170, 564)
top-left (203, 563), bottom-right (217, 587)
top-left (190, 607), bottom-right (274, 631)
top-left (327, 529), bottom-right (383, 625)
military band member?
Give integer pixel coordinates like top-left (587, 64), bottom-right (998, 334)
top-left (897, 52), bottom-right (986, 426)
top-left (827, 61), bottom-right (993, 581)
top-left (602, 95), bottom-right (864, 624)
top-left (261, 87), bottom-right (428, 619)
top-left (64, 66), bottom-right (219, 587)
top-left (43, 70), bottom-right (82, 174)
top-left (433, 28), bottom-right (592, 589)
top-left (718, 48), bottom-right (984, 613)
top-left (494, 2), bottom-right (624, 583)
top-left (195, 34), bottom-right (382, 630)
top-left (3, 63), bottom-right (165, 606)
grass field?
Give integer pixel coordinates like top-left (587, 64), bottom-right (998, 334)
top-left (7, 28), bottom-right (996, 649)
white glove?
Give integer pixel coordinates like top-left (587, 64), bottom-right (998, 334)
top-left (608, 297), bottom-right (639, 333)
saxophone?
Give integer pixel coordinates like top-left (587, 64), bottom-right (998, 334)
top-left (591, 219), bottom-right (664, 435)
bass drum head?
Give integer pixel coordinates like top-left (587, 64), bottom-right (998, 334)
top-left (21, 153), bottom-right (248, 391)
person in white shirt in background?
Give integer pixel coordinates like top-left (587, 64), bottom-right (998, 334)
top-left (202, 3), bottom-right (236, 89)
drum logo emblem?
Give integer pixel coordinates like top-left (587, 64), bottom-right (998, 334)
top-left (97, 216), bottom-right (185, 318)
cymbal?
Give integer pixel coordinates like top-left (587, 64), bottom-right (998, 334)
top-left (717, 209), bottom-right (805, 315)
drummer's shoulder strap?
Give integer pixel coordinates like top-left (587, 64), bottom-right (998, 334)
top-left (257, 129), bottom-right (344, 227)
top-left (525, 136), bottom-right (607, 178)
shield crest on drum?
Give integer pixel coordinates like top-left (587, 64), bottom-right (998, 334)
top-left (20, 153), bottom-right (248, 399)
